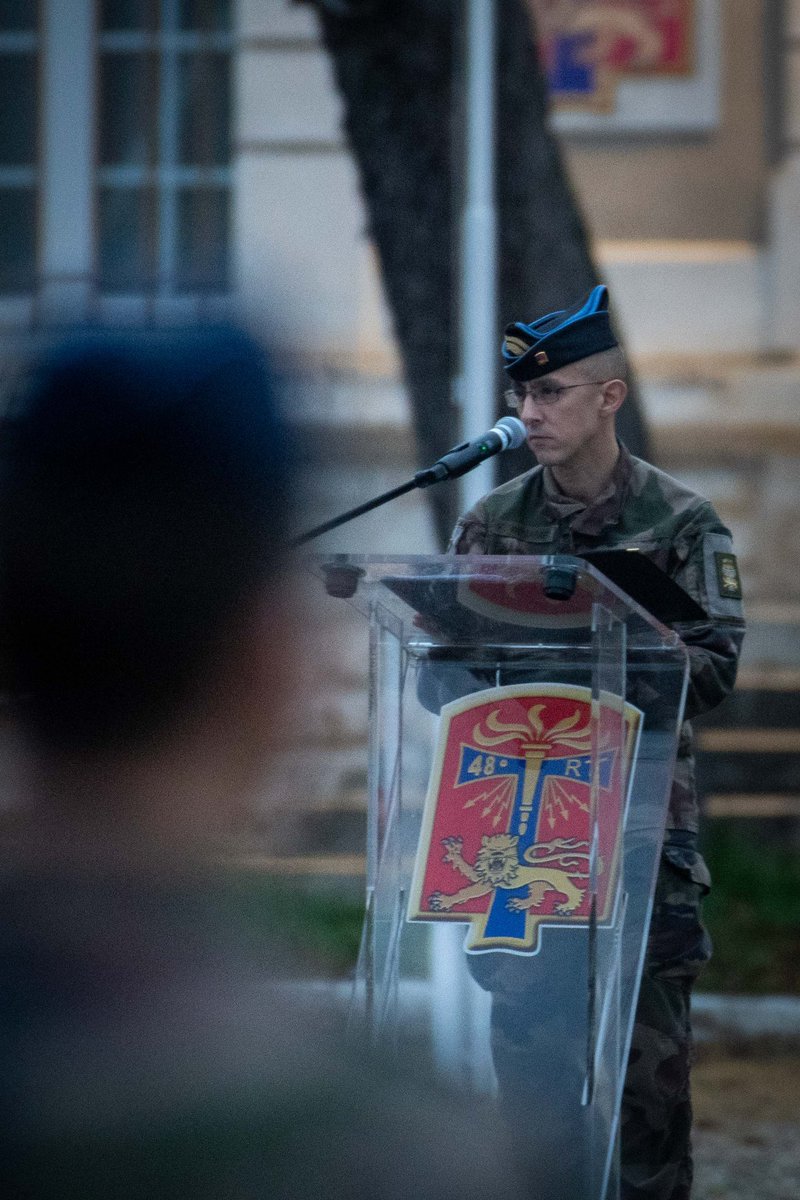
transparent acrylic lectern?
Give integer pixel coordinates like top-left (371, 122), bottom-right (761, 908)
top-left (316, 554), bottom-right (689, 1200)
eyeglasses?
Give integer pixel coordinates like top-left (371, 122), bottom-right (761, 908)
top-left (504, 381), bottom-right (611, 410)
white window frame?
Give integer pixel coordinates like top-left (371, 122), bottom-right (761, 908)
top-left (0, 15), bottom-right (43, 326)
top-left (96, 0), bottom-right (235, 321)
top-left (0, 0), bottom-right (235, 331)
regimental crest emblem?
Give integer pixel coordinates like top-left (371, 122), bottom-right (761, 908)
top-left (408, 684), bottom-right (642, 953)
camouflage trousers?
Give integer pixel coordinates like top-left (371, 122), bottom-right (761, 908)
top-left (481, 832), bottom-right (712, 1200)
top-left (620, 833), bottom-right (712, 1200)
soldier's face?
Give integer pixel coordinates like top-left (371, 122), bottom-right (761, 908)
top-left (516, 373), bottom-right (615, 469)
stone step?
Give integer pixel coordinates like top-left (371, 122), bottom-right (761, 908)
top-left (738, 611), bottom-right (800, 666)
top-left (691, 634), bottom-right (800, 819)
top-left (638, 352), bottom-right (800, 461)
top-left (268, 806), bottom-right (366, 858)
top-left (704, 795), bottom-right (800, 819)
top-left (695, 751), bottom-right (800, 795)
top-left (691, 993), bottom-right (800, 1043)
top-left (695, 689), bottom-right (800, 731)
top-left (735, 665), bottom-right (800, 690)
top-left (236, 852), bottom-right (366, 880)
top-left (697, 730), bottom-right (800, 752)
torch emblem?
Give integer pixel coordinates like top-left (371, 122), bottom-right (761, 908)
top-left (408, 683), bottom-right (641, 952)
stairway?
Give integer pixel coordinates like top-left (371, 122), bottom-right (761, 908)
top-left (694, 616), bottom-right (800, 823)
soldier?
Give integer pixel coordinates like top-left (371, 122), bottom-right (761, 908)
top-left (448, 285), bottom-right (746, 1200)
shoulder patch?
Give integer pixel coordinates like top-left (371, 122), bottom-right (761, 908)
top-left (703, 532), bottom-right (745, 619)
top-left (714, 551), bottom-right (742, 600)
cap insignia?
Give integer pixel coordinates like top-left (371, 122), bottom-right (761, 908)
top-left (505, 335), bottom-right (532, 357)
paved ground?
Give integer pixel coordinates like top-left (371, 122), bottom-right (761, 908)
top-left (692, 1044), bottom-right (800, 1200)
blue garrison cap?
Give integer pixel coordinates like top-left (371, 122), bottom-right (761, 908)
top-left (502, 285), bottom-right (618, 382)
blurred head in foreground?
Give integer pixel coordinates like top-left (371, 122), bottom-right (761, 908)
top-left (0, 323), bottom-right (295, 850)
top-left (0, 325), bottom-right (530, 1200)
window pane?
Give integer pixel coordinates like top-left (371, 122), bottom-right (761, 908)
top-left (176, 187), bottom-right (229, 290)
top-left (99, 0), bottom-right (156, 30)
top-left (98, 187), bottom-right (156, 291)
top-left (0, 188), bottom-right (35, 291)
top-left (178, 0), bottom-right (231, 32)
top-left (0, 53), bottom-right (36, 165)
top-left (99, 52), bottom-right (157, 165)
top-left (0, 0), bottom-right (37, 31)
top-left (177, 52), bottom-right (230, 165)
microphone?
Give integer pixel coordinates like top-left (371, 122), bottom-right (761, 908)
top-left (414, 416), bottom-right (526, 488)
top-left (293, 417), bottom-right (526, 545)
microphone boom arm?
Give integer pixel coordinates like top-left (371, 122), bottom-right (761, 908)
top-left (292, 476), bottom-right (419, 546)
top-left (292, 416), bottom-right (525, 546)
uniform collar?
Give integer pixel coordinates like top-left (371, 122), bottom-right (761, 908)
top-left (542, 442), bottom-right (633, 537)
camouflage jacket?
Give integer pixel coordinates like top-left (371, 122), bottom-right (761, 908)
top-left (449, 443), bottom-right (746, 833)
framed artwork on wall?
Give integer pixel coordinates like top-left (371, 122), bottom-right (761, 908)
top-left (528, 0), bottom-right (720, 134)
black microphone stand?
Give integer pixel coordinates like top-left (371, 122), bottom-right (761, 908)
top-left (291, 447), bottom-right (488, 547)
top-left (292, 475), bottom-right (421, 547)
top-left (292, 467), bottom-right (448, 599)
top-left (293, 418), bottom-right (526, 547)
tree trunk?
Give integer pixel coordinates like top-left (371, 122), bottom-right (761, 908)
top-left (311, 0), bottom-right (649, 546)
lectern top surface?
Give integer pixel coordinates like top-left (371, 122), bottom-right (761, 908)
top-left (312, 554), bottom-right (691, 658)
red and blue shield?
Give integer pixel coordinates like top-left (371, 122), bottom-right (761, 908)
top-left (408, 684), bottom-right (641, 952)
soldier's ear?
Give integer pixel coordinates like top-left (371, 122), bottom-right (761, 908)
top-left (599, 378), bottom-right (626, 416)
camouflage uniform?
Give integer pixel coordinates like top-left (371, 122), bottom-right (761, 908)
top-left (449, 443), bottom-right (745, 1200)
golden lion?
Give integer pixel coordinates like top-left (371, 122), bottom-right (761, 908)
top-left (428, 833), bottom-right (587, 916)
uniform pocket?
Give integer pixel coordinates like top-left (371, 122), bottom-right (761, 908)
top-left (646, 844), bottom-right (713, 982)
top-left (662, 841), bottom-right (712, 895)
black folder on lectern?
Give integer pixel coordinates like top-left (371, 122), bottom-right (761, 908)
top-left (578, 549), bottom-right (707, 623)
